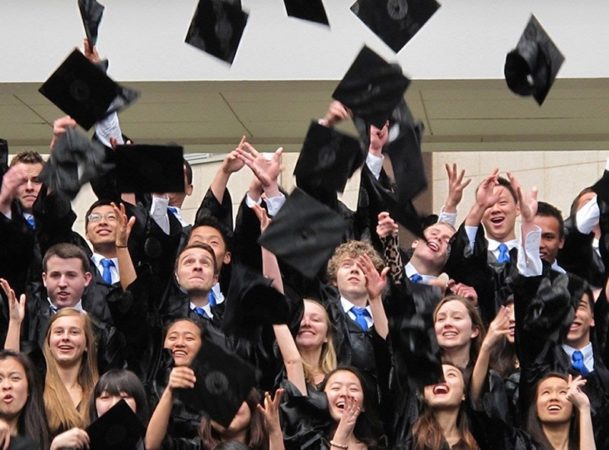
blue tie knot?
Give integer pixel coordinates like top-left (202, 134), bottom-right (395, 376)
top-left (100, 258), bottom-right (115, 285)
top-left (167, 206), bottom-right (179, 216)
top-left (497, 243), bottom-right (510, 264)
top-left (208, 289), bottom-right (217, 307)
top-left (351, 306), bottom-right (370, 332)
top-left (572, 350), bottom-right (589, 376)
top-left (410, 273), bottom-right (423, 283)
top-left (25, 215), bottom-right (36, 230)
top-left (194, 306), bottom-right (209, 319)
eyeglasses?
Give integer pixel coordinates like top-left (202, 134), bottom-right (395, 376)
top-left (87, 212), bottom-right (118, 223)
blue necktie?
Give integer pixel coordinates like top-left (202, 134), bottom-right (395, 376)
top-left (351, 306), bottom-right (370, 332)
top-left (497, 243), bottom-right (510, 264)
top-left (100, 258), bottom-right (115, 285)
top-left (208, 289), bottom-right (217, 307)
top-left (572, 350), bottom-right (589, 376)
top-left (49, 303), bottom-right (58, 315)
top-left (167, 206), bottom-right (178, 217)
top-left (194, 306), bottom-right (209, 319)
top-left (410, 273), bottom-right (423, 283)
top-left (25, 215), bottom-right (36, 230)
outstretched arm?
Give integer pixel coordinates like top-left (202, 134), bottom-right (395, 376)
top-left (111, 202), bottom-right (137, 290)
top-left (1, 279), bottom-right (25, 352)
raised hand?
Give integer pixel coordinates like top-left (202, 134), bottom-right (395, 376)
top-left (444, 163), bottom-right (472, 212)
top-left (166, 367), bottom-right (196, 391)
top-left (50, 116), bottom-right (77, 149)
top-left (376, 211), bottom-right (398, 239)
top-left (566, 374), bottom-right (590, 411)
top-left (83, 38), bottom-right (101, 64)
top-left (474, 169), bottom-right (500, 209)
top-left (369, 121), bottom-right (389, 155)
top-left (509, 171), bottom-right (537, 223)
top-left (0, 279), bottom-right (25, 323)
top-left (252, 203), bottom-right (271, 232)
top-left (237, 142), bottom-right (283, 191)
top-left (50, 428), bottom-right (90, 450)
top-left (110, 202), bottom-right (135, 247)
top-left (257, 389), bottom-right (284, 435)
top-left (357, 254), bottom-right (388, 300)
top-left (221, 136), bottom-right (247, 175)
top-left (319, 100), bottom-right (351, 128)
top-left (481, 305), bottom-right (511, 352)
top-left (332, 395), bottom-right (361, 445)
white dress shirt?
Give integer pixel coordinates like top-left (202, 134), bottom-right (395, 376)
top-left (91, 253), bottom-right (119, 284)
top-left (562, 342), bottom-right (595, 373)
top-left (405, 262), bottom-right (438, 284)
top-left (340, 296), bottom-right (373, 328)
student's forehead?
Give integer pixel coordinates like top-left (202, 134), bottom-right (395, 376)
top-left (46, 256), bottom-right (84, 272)
top-left (90, 204), bottom-right (114, 214)
top-left (180, 247), bottom-right (213, 260)
top-left (14, 161), bottom-right (43, 176)
top-left (533, 215), bottom-right (561, 233)
top-left (168, 321), bottom-right (200, 335)
top-left (427, 223), bottom-right (454, 236)
top-left (191, 226), bottom-right (222, 240)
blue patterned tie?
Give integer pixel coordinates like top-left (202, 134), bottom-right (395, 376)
top-left (208, 289), bottom-right (217, 307)
top-left (351, 306), bottom-right (370, 332)
top-left (497, 243), bottom-right (510, 264)
top-left (410, 273), bottom-right (423, 283)
top-left (194, 306), bottom-right (209, 319)
top-left (167, 206), bottom-right (178, 217)
top-left (100, 258), bottom-right (115, 285)
top-left (25, 215), bottom-right (36, 230)
top-left (572, 350), bottom-right (589, 376)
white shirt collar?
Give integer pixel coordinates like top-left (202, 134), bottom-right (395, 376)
top-left (47, 298), bottom-right (84, 313)
top-left (405, 262), bottom-right (438, 283)
top-left (210, 282), bottom-right (225, 305)
top-left (562, 342), bottom-right (594, 372)
top-left (190, 302), bottom-right (213, 318)
top-left (487, 237), bottom-right (519, 253)
top-left (340, 296), bottom-right (373, 327)
top-left (551, 260), bottom-right (566, 274)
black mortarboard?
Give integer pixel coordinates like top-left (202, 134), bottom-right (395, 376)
top-left (39, 127), bottom-right (112, 199)
top-left (222, 264), bottom-right (290, 335)
top-left (259, 188), bottom-right (348, 279)
top-left (114, 144), bottom-right (185, 194)
top-left (351, 0), bottom-right (440, 53)
top-left (175, 340), bottom-right (257, 428)
top-left (39, 49), bottom-right (139, 130)
top-left (185, 0), bottom-right (249, 65)
top-left (0, 139), bottom-right (7, 189)
top-left (332, 46), bottom-right (410, 128)
top-left (505, 15), bottom-right (565, 106)
top-left (78, 0), bottom-right (105, 47)
top-left (294, 121), bottom-right (365, 194)
top-left (86, 399), bottom-right (145, 450)
top-left (283, 0), bottom-right (329, 26)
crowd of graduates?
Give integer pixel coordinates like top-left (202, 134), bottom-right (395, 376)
top-left (1, 85), bottom-right (609, 450)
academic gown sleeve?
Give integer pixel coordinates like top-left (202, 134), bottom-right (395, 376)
top-left (194, 187), bottom-right (233, 231)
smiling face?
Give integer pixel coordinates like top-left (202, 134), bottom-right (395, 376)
top-left (423, 364), bottom-right (465, 409)
top-left (481, 185), bottom-right (519, 242)
top-left (567, 293), bottom-right (594, 349)
top-left (48, 315), bottom-right (87, 367)
top-left (324, 370), bottom-right (365, 422)
top-left (175, 247), bottom-right (217, 296)
top-left (434, 299), bottom-right (480, 353)
top-left (296, 300), bottom-right (330, 351)
top-left (0, 357), bottom-right (29, 421)
top-left (42, 256), bottom-right (92, 308)
top-left (85, 205), bottom-right (118, 250)
top-left (536, 376), bottom-right (572, 424)
top-left (411, 223), bottom-right (454, 273)
top-left (163, 320), bottom-right (203, 366)
top-left (335, 257), bottom-right (368, 302)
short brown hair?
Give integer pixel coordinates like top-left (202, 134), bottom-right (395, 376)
top-left (42, 243), bottom-right (90, 273)
top-left (10, 151), bottom-right (44, 167)
top-left (326, 240), bottom-right (384, 283)
top-left (176, 242), bottom-right (218, 275)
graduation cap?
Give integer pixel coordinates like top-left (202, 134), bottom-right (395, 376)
top-left (222, 263), bottom-right (290, 335)
top-left (505, 15), bottom-right (565, 106)
top-left (39, 49), bottom-right (139, 130)
top-left (283, 0), bottom-right (329, 26)
top-left (259, 188), bottom-right (348, 279)
top-left (174, 339), bottom-right (257, 428)
top-left (39, 127), bottom-right (112, 199)
top-left (78, 0), bottom-right (105, 47)
top-left (294, 121), bottom-right (365, 194)
top-left (332, 46), bottom-right (410, 128)
top-left (114, 144), bottom-right (185, 194)
top-left (355, 99), bottom-right (428, 237)
top-left (351, 0), bottom-right (441, 53)
top-left (185, 0), bottom-right (249, 65)
top-left (0, 139), bottom-right (7, 189)
top-left (86, 399), bottom-right (145, 450)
